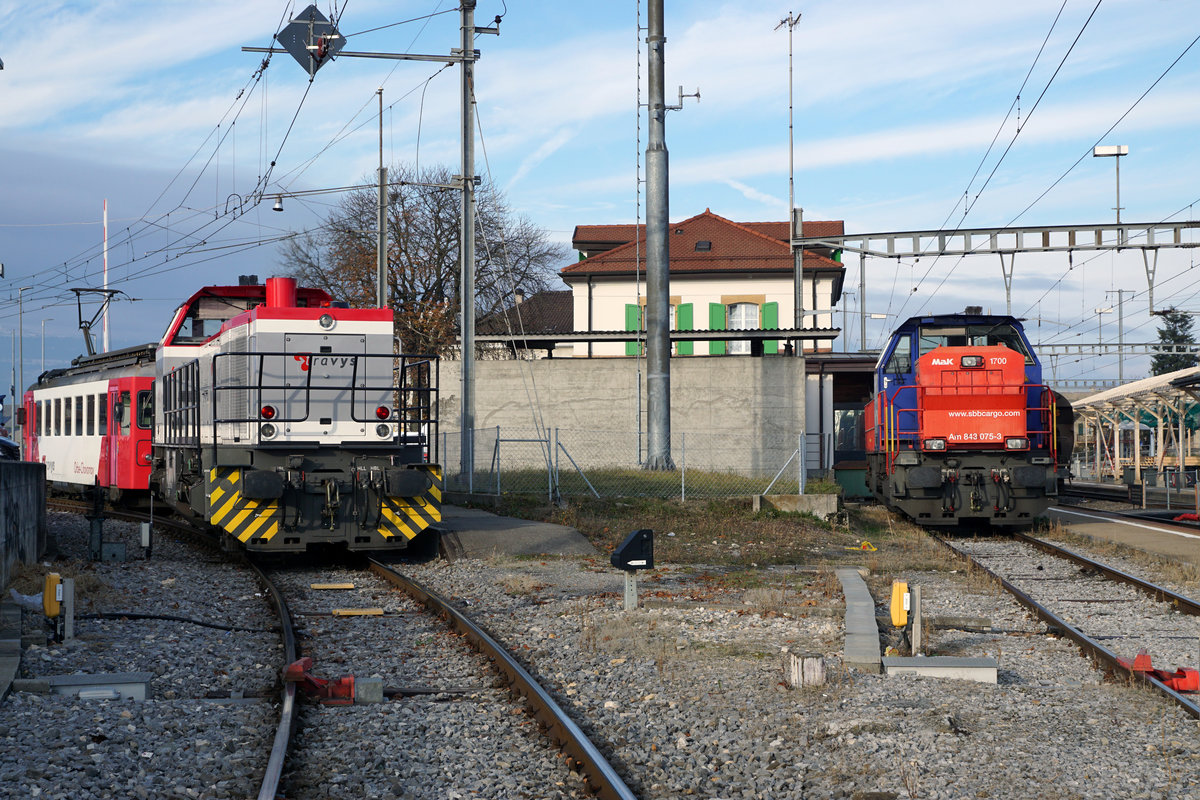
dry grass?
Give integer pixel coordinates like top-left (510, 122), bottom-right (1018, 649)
top-left (743, 587), bottom-right (786, 614)
top-left (6, 560), bottom-right (118, 612)
top-left (497, 574), bottom-right (542, 596)
top-left (481, 495), bottom-right (969, 581)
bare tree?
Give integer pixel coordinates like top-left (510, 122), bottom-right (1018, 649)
top-left (281, 163), bottom-right (568, 354)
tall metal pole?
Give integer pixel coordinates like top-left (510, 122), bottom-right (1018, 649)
top-left (377, 88), bottom-right (388, 309)
top-left (103, 200), bottom-right (109, 353)
top-left (644, 0), bottom-right (673, 470)
top-left (1109, 288), bottom-right (1131, 382)
top-left (41, 318), bottom-right (52, 373)
top-left (859, 252), bottom-right (866, 352)
top-left (777, 12), bottom-right (801, 356)
top-left (18, 286), bottom-right (30, 458)
top-left (459, 0), bottom-right (477, 483)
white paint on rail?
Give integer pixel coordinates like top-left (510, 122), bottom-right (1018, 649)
top-left (1050, 507), bottom-right (1200, 541)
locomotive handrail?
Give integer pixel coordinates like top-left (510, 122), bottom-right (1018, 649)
top-left (871, 382), bottom-right (1059, 475)
top-left (206, 350), bottom-right (438, 450)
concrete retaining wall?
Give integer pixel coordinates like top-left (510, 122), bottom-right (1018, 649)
top-left (438, 357), bottom-right (806, 473)
top-left (0, 462), bottom-right (47, 589)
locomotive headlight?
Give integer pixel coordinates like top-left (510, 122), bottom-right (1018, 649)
top-left (923, 438), bottom-right (947, 451)
top-left (260, 405), bottom-right (277, 420)
top-left (375, 405), bottom-right (392, 420)
top-left (319, 313), bottom-right (335, 330)
top-left (375, 423), bottom-right (392, 438)
top-left (260, 423), bottom-right (278, 440)
top-left (960, 355), bottom-right (984, 368)
top-left (1005, 437), bottom-right (1029, 450)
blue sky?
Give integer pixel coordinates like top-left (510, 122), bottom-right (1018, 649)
top-left (2, 0), bottom-right (1199, 390)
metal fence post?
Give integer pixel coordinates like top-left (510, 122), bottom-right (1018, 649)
top-left (494, 426), bottom-right (501, 496)
top-left (681, 432), bottom-right (686, 502)
top-left (798, 435), bottom-right (806, 494)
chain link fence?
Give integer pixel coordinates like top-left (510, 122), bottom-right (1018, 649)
top-left (440, 427), bottom-right (829, 500)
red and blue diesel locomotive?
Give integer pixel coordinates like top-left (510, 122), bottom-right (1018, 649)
top-left (864, 312), bottom-right (1073, 527)
top-left (20, 277), bottom-right (441, 554)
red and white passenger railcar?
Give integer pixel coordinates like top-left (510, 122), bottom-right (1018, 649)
top-left (22, 344), bottom-right (156, 501)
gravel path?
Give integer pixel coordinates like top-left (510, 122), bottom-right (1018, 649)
top-left (4, 514), bottom-right (1200, 799)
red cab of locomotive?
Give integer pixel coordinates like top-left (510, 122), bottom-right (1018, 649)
top-left (865, 313), bottom-right (1071, 527)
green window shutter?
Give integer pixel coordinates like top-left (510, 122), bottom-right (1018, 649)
top-left (708, 302), bottom-right (726, 356)
top-left (625, 304), bottom-right (642, 356)
top-left (762, 301), bottom-right (779, 354)
top-left (676, 303), bottom-right (693, 355)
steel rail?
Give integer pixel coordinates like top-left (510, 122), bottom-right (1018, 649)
top-left (930, 533), bottom-right (1200, 720)
top-left (47, 500), bottom-right (299, 797)
top-left (1011, 529), bottom-right (1200, 616)
top-left (250, 561), bottom-right (299, 800)
top-left (368, 558), bottom-right (639, 800)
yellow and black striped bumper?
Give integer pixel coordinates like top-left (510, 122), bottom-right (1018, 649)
top-left (377, 466), bottom-right (442, 540)
top-left (207, 467), bottom-right (280, 543)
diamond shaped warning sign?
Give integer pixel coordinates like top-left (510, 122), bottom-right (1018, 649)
top-left (275, 4), bottom-right (345, 77)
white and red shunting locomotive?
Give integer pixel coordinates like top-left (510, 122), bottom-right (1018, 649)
top-left (20, 276), bottom-right (442, 554)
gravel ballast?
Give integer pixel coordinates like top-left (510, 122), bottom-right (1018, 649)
top-left (3, 512), bottom-right (1200, 799)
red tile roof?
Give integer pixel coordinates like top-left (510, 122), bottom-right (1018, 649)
top-left (563, 209), bottom-right (844, 278)
top-left (477, 290), bottom-right (574, 335)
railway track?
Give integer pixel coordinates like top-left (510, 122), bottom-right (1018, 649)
top-left (45, 500), bottom-right (634, 798)
top-left (253, 559), bottom-right (636, 800)
top-left (933, 530), bottom-right (1200, 719)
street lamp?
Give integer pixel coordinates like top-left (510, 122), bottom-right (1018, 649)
top-left (1093, 145), bottom-right (1128, 242)
top-left (41, 318), bottom-right (53, 373)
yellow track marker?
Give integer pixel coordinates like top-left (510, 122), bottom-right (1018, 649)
top-left (311, 583), bottom-right (356, 590)
top-left (331, 608), bottom-right (384, 617)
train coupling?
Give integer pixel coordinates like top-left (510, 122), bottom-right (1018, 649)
top-left (284, 657), bottom-right (356, 705)
top-left (1119, 651), bottom-right (1199, 693)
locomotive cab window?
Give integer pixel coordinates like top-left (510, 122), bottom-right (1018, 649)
top-left (917, 323), bottom-right (1033, 365)
top-left (172, 296), bottom-right (259, 345)
top-left (882, 334), bottom-right (912, 375)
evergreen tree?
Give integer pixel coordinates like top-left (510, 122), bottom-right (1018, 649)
top-left (1150, 308), bottom-right (1199, 375)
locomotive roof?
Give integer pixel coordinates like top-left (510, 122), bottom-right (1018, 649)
top-left (39, 341), bottom-right (158, 383)
top-left (176, 283), bottom-right (334, 313)
top-left (893, 313), bottom-right (1027, 333)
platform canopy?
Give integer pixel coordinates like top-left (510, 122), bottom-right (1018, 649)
top-left (1071, 365), bottom-right (1200, 483)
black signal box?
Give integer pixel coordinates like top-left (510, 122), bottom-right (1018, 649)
top-left (610, 529), bottom-right (653, 571)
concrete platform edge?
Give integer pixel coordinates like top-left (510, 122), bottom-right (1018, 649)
top-left (836, 567), bottom-right (881, 674)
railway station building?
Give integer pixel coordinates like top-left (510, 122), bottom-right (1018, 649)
top-left (452, 210), bottom-right (876, 489)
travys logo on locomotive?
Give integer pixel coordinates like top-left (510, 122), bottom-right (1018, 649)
top-left (292, 353), bottom-right (358, 371)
